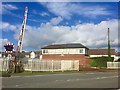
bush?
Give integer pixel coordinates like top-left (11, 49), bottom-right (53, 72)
top-left (90, 57), bottom-right (114, 68)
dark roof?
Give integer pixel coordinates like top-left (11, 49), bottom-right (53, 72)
top-left (41, 43), bottom-right (89, 49)
top-left (88, 49), bottom-right (116, 55)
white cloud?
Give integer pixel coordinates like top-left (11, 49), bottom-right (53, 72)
top-left (50, 16), bottom-right (63, 25)
top-left (41, 2), bottom-right (111, 19)
top-left (2, 22), bottom-right (17, 31)
top-left (2, 4), bottom-right (18, 10)
top-left (22, 19), bottom-right (118, 50)
top-left (40, 12), bottom-right (49, 16)
top-left (0, 38), bottom-right (9, 51)
top-left (2, 19), bottom-right (118, 51)
top-left (32, 10), bottom-right (49, 17)
top-left (2, 4), bottom-right (18, 14)
top-left (0, 3), bottom-right (2, 14)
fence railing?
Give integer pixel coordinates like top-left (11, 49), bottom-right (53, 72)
top-left (24, 59), bottom-right (80, 72)
top-left (0, 58), bottom-right (10, 71)
top-left (107, 62), bottom-right (120, 69)
top-left (0, 58), bottom-right (80, 72)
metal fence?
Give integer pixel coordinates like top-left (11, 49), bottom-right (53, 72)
top-left (107, 62), bottom-right (120, 69)
top-left (24, 59), bottom-right (80, 72)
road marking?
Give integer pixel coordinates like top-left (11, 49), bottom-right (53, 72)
top-left (9, 72), bottom-right (119, 79)
top-left (55, 75), bottom-right (118, 82)
top-left (86, 73), bottom-right (94, 74)
top-left (10, 73), bottom-right (84, 78)
top-left (91, 76), bottom-right (118, 80)
top-left (76, 79), bottom-right (80, 81)
top-left (66, 80), bottom-right (70, 82)
top-left (11, 76), bottom-right (21, 78)
top-left (15, 85), bottom-right (20, 87)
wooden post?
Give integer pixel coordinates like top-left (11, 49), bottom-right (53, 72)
top-left (52, 60), bottom-right (54, 72)
top-left (61, 60), bottom-right (64, 72)
top-left (31, 60), bottom-right (33, 73)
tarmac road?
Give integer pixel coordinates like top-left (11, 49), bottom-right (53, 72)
top-left (2, 71), bottom-right (119, 88)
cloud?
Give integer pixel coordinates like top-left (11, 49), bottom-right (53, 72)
top-left (2, 19), bottom-right (118, 51)
top-left (41, 2), bottom-right (111, 19)
top-left (23, 19), bottom-right (118, 50)
top-left (50, 16), bottom-right (63, 25)
top-left (1, 22), bottom-right (17, 31)
top-left (0, 3), bottom-right (2, 14)
top-left (0, 38), bottom-right (9, 51)
top-left (2, 4), bottom-right (18, 14)
top-left (40, 12), bottom-right (49, 17)
top-left (32, 10), bottom-right (49, 17)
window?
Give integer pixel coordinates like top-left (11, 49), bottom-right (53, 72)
top-left (43, 50), bottom-right (48, 54)
top-left (43, 50), bottom-right (45, 53)
top-left (79, 49), bottom-right (83, 53)
top-left (45, 50), bottom-right (48, 53)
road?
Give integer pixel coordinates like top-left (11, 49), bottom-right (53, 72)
top-left (2, 71), bottom-right (119, 88)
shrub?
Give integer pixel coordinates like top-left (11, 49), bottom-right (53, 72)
top-left (90, 57), bottom-right (114, 67)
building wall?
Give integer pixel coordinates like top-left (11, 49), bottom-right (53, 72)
top-left (42, 48), bottom-right (87, 55)
top-left (25, 55), bottom-right (29, 58)
top-left (114, 56), bottom-right (120, 61)
top-left (89, 55), bottom-right (116, 58)
top-left (42, 54), bottom-right (91, 66)
top-left (0, 54), bottom-right (2, 58)
top-left (41, 48), bottom-right (90, 66)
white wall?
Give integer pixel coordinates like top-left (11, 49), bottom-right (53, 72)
top-left (89, 55), bottom-right (116, 58)
top-left (114, 56), bottom-right (120, 61)
top-left (0, 54), bottom-right (2, 58)
top-left (42, 48), bottom-right (86, 54)
top-left (25, 55), bottom-right (29, 58)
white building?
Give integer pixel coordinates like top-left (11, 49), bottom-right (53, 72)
top-left (42, 43), bottom-right (89, 55)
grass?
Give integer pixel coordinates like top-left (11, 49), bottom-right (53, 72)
top-left (1, 70), bottom-right (80, 76)
top-left (13, 70), bottom-right (80, 75)
top-left (1, 68), bottom-right (118, 76)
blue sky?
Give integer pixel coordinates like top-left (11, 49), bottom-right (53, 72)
top-left (1, 2), bottom-right (119, 52)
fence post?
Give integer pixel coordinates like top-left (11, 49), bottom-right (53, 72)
top-left (31, 60), bottom-right (33, 73)
top-left (52, 60), bottom-right (54, 72)
top-left (61, 60), bottom-right (64, 72)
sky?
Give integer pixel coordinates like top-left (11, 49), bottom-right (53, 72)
top-left (1, 2), bottom-right (119, 52)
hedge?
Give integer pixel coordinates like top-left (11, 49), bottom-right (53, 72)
top-left (90, 57), bottom-right (114, 67)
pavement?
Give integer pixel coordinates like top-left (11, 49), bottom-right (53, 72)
top-left (1, 71), bottom-right (119, 88)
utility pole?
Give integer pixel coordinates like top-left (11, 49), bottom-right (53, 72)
top-left (108, 28), bottom-right (111, 60)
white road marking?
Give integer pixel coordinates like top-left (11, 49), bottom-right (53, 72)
top-left (10, 73), bottom-right (84, 78)
top-left (86, 73), bottom-right (94, 74)
top-left (54, 75), bottom-right (118, 82)
top-left (15, 85), bottom-right (19, 87)
top-left (9, 72), bottom-right (119, 81)
top-left (76, 79), bottom-right (80, 81)
top-left (11, 76), bottom-right (21, 78)
top-left (66, 80), bottom-right (70, 82)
